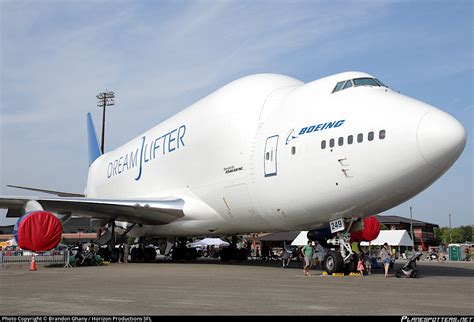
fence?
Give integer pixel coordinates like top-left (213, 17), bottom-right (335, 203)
top-left (0, 249), bottom-right (71, 268)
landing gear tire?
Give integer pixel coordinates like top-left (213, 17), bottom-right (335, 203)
top-left (324, 250), bottom-right (344, 274)
top-left (343, 253), bottom-right (359, 275)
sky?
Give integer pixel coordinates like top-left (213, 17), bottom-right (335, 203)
top-left (0, 0), bottom-right (472, 227)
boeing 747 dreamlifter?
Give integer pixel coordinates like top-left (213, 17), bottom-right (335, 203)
top-left (0, 71), bottom-right (466, 273)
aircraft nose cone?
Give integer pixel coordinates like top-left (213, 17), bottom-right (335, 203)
top-left (417, 110), bottom-right (467, 169)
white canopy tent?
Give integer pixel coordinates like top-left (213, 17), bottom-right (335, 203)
top-left (189, 238), bottom-right (230, 247)
top-left (0, 238), bottom-right (18, 247)
top-left (291, 231), bottom-right (309, 246)
top-left (360, 230), bottom-right (413, 247)
top-left (291, 230), bottom-right (413, 247)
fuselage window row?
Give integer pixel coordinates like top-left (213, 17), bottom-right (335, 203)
top-left (321, 130), bottom-right (386, 150)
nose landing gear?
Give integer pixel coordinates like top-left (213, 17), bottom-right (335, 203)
top-left (323, 217), bottom-right (359, 275)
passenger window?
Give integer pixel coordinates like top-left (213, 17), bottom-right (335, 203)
top-left (379, 130), bottom-right (386, 139)
top-left (332, 81), bottom-right (345, 93)
top-left (348, 135), bottom-right (353, 144)
top-left (342, 80), bottom-right (353, 90)
top-left (338, 137), bottom-right (344, 146)
top-left (321, 140), bottom-right (326, 149)
top-left (368, 131), bottom-right (374, 141)
top-left (329, 139), bottom-right (335, 148)
top-left (357, 133), bottom-right (363, 143)
top-left (291, 146), bottom-right (296, 155)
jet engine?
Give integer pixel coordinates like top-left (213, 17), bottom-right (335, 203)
top-left (13, 211), bottom-right (63, 252)
top-left (349, 216), bottom-right (381, 243)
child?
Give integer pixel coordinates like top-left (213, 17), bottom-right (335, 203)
top-left (357, 258), bottom-right (365, 275)
top-left (363, 252), bottom-right (372, 275)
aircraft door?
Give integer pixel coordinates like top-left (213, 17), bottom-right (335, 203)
top-left (264, 135), bottom-right (279, 177)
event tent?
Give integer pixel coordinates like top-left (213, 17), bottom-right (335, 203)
top-left (360, 230), bottom-right (413, 247)
top-left (291, 230), bottom-right (413, 247)
top-left (291, 231), bottom-right (309, 246)
top-left (189, 238), bottom-right (230, 247)
top-left (0, 238), bottom-right (18, 247)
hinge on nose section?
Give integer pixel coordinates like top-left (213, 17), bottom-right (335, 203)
top-left (338, 157), bottom-right (352, 178)
top-left (338, 157), bottom-right (348, 166)
top-left (341, 169), bottom-right (351, 177)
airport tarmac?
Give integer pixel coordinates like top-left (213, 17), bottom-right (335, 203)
top-left (0, 259), bottom-right (472, 316)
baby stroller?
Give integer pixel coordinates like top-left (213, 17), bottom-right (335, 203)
top-left (395, 252), bottom-right (422, 278)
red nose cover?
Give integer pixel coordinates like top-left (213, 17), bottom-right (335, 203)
top-left (16, 211), bottom-right (62, 252)
top-left (350, 216), bottom-right (381, 243)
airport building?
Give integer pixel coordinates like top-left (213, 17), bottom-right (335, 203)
top-left (374, 215), bottom-right (439, 250)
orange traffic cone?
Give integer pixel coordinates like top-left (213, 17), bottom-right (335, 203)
top-left (30, 255), bottom-right (37, 271)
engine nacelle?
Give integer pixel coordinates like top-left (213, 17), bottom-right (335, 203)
top-left (307, 227), bottom-right (331, 247)
top-left (350, 216), bottom-right (381, 243)
top-left (13, 211), bottom-right (63, 252)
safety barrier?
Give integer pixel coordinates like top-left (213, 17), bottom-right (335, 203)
top-left (0, 249), bottom-right (71, 268)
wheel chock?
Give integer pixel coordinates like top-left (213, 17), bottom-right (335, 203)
top-left (349, 272), bottom-right (363, 276)
top-left (322, 271), bottom-right (328, 276)
top-left (332, 273), bottom-right (345, 276)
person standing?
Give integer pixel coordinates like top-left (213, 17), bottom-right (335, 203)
top-left (123, 243), bottom-right (129, 263)
top-left (314, 241), bottom-right (326, 269)
top-left (301, 240), bottom-right (314, 276)
top-left (281, 247), bottom-right (291, 268)
top-left (380, 242), bottom-right (392, 278)
top-left (357, 257), bottom-right (365, 275)
top-left (363, 250), bottom-right (372, 275)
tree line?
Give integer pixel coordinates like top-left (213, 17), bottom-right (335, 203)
top-left (434, 226), bottom-right (473, 244)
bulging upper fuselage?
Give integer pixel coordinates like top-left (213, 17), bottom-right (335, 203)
top-left (85, 72), bottom-right (467, 237)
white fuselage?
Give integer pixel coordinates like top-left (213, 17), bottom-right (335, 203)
top-left (85, 72), bottom-right (467, 237)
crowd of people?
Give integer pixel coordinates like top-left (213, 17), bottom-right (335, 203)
top-left (269, 240), bottom-right (398, 277)
top-left (72, 240), bottom-right (131, 266)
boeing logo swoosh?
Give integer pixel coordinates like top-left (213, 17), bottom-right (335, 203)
top-left (285, 129), bottom-right (299, 145)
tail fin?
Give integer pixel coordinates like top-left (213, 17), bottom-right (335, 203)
top-left (87, 113), bottom-right (102, 166)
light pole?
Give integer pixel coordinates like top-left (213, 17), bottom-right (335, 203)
top-left (96, 90), bottom-right (115, 244)
top-left (449, 213), bottom-right (452, 244)
top-left (410, 206), bottom-right (414, 251)
top-left (96, 91), bottom-right (115, 154)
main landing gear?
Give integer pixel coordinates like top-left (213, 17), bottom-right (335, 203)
top-left (323, 217), bottom-right (360, 275)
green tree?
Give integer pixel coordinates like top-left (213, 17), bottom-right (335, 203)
top-left (435, 226), bottom-right (473, 244)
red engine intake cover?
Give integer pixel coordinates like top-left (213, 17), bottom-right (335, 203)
top-left (15, 211), bottom-right (62, 252)
top-left (350, 216), bottom-right (381, 243)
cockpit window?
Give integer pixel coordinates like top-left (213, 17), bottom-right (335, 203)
top-left (342, 80), bottom-right (353, 90)
top-left (332, 81), bottom-right (345, 93)
top-left (332, 77), bottom-right (388, 93)
top-left (353, 78), bottom-right (380, 87)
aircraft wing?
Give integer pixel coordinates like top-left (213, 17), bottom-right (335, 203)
top-left (0, 195), bottom-right (184, 225)
top-left (7, 184), bottom-right (85, 197)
